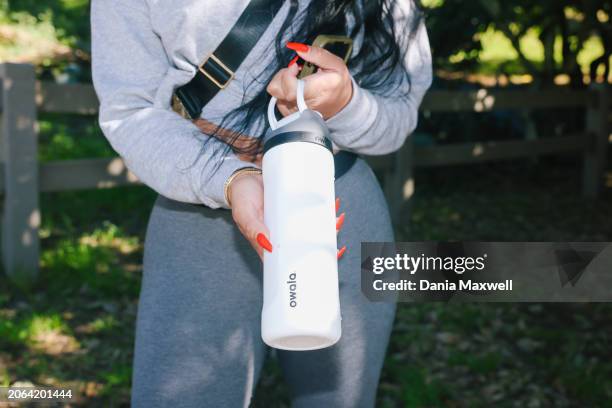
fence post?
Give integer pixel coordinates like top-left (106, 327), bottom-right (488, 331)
top-left (583, 83), bottom-right (610, 198)
top-left (0, 63), bottom-right (40, 283)
top-left (388, 138), bottom-right (414, 230)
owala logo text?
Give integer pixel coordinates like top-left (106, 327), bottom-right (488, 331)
top-left (287, 272), bottom-right (297, 307)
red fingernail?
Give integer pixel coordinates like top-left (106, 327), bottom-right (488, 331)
top-left (337, 246), bottom-right (347, 259)
top-left (257, 233), bottom-right (273, 252)
top-left (286, 42), bottom-right (309, 53)
top-left (335, 198), bottom-right (340, 212)
top-left (288, 55), bottom-right (299, 67)
top-left (336, 212), bottom-right (345, 231)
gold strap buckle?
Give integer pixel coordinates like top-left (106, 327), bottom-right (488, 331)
top-left (199, 53), bottom-right (234, 89)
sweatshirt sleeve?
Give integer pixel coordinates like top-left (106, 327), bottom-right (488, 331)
top-left (91, 0), bottom-right (257, 209)
top-left (325, 1), bottom-right (433, 155)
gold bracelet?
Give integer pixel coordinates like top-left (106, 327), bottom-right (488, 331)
top-left (224, 167), bottom-right (262, 208)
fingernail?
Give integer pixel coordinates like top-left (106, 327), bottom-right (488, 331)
top-left (288, 55), bottom-right (299, 67)
top-left (337, 246), bottom-right (347, 259)
top-left (286, 42), bottom-right (309, 53)
top-left (257, 233), bottom-right (273, 252)
top-left (335, 198), bottom-right (340, 212)
top-left (336, 212), bottom-right (345, 231)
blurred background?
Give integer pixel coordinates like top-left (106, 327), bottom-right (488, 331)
top-left (0, 0), bottom-right (610, 406)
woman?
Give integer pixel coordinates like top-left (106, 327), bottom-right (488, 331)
top-left (91, 0), bottom-right (431, 406)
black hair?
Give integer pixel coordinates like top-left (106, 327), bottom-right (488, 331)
top-left (200, 0), bottom-right (423, 164)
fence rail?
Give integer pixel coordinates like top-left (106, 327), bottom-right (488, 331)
top-left (0, 63), bottom-right (610, 282)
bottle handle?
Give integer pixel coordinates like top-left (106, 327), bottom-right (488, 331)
top-left (267, 79), bottom-right (308, 130)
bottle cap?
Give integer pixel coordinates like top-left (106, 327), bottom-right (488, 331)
top-left (264, 79), bottom-right (332, 155)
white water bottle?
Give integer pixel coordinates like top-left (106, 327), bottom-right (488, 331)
top-left (261, 80), bottom-right (341, 351)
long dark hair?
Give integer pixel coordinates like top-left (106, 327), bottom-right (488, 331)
top-left (200, 0), bottom-right (423, 165)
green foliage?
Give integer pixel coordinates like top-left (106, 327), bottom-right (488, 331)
top-left (422, 0), bottom-right (489, 70)
top-left (423, 0), bottom-right (611, 84)
top-left (1, 0), bottom-right (91, 80)
top-left (0, 160), bottom-right (611, 406)
top-left (86, 315), bottom-right (119, 334)
top-left (0, 312), bottom-right (70, 348)
top-left (448, 351), bottom-right (503, 374)
top-left (40, 221), bottom-right (142, 298)
top-left (2, 0), bottom-right (609, 84)
top-left (0, 1), bottom-right (610, 406)
top-left (38, 114), bottom-right (114, 162)
top-left (388, 363), bottom-right (451, 407)
top-left (5, 0), bottom-right (90, 49)
top-left (99, 364), bottom-right (132, 393)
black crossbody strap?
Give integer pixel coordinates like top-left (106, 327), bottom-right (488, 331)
top-left (175, 0), bottom-right (286, 119)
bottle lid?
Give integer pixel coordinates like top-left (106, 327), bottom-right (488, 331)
top-left (264, 79), bottom-right (333, 155)
top-left (263, 115), bottom-right (333, 154)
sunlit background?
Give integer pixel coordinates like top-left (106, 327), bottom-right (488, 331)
top-left (0, 1), bottom-right (611, 406)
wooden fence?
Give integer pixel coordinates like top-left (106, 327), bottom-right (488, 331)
top-left (0, 63), bottom-right (610, 282)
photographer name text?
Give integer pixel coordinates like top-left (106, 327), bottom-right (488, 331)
top-left (369, 253), bottom-right (513, 292)
top-left (373, 279), bottom-right (513, 291)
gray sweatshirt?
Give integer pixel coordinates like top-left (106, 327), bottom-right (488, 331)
top-left (91, 0), bottom-right (432, 209)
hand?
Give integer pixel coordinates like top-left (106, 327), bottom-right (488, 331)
top-left (266, 42), bottom-right (353, 120)
top-left (228, 172), bottom-right (271, 260)
top-left (228, 171), bottom-right (348, 261)
top-left (336, 198), bottom-right (347, 260)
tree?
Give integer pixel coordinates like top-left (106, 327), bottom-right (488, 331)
top-left (423, 0), bottom-right (611, 87)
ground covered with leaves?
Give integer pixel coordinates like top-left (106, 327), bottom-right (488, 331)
top-left (1, 157), bottom-right (611, 407)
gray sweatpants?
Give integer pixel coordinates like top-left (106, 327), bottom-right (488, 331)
top-left (131, 157), bottom-right (396, 407)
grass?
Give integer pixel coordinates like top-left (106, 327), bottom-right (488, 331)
top-left (2, 148), bottom-right (611, 406)
top-left (0, 5), bottom-right (611, 406)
